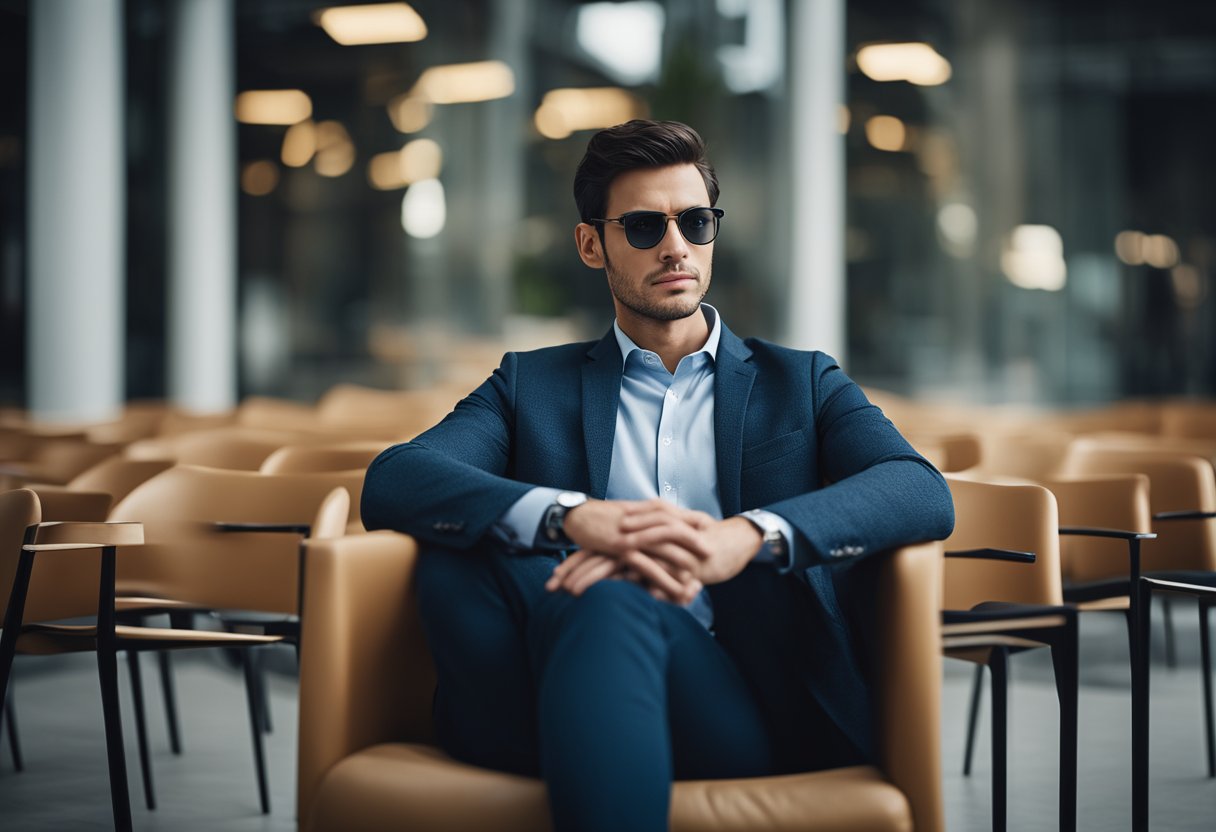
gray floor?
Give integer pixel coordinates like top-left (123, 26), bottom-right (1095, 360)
top-left (1, 602), bottom-right (1215, 831)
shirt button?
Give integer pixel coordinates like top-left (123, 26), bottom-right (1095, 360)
top-left (664, 483), bottom-right (674, 492)
top-left (668, 390), bottom-right (678, 400)
top-left (644, 354), bottom-right (656, 365)
top-left (662, 437), bottom-right (672, 446)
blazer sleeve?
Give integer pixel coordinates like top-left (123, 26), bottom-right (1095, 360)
top-left (361, 352), bottom-right (534, 549)
top-left (764, 353), bottom-right (954, 573)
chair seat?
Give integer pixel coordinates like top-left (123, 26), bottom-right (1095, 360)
top-left (307, 743), bottom-right (913, 832)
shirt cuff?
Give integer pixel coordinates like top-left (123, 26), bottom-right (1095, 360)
top-left (739, 509), bottom-right (797, 571)
top-left (491, 486), bottom-right (582, 551)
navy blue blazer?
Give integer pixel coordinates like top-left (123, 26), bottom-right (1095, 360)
top-left (363, 323), bottom-right (954, 756)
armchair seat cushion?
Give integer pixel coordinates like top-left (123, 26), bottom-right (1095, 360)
top-left (308, 743), bottom-right (913, 832)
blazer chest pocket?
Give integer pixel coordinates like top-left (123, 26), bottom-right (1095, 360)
top-left (741, 430), bottom-right (809, 471)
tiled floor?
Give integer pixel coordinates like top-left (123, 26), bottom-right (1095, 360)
top-left (1, 601), bottom-right (1215, 830)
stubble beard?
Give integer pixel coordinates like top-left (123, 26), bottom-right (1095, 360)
top-left (604, 256), bottom-right (711, 323)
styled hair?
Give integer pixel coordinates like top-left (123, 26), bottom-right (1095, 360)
top-left (573, 120), bottom-right (719, 224)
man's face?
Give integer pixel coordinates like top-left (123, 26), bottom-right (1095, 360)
top-left (576, 164), bottom-right (714, 325)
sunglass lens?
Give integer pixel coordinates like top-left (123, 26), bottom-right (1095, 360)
top-left (623, 213), bottom-right (666, 249)
top-left (679, 208), bottom-right (718, 245)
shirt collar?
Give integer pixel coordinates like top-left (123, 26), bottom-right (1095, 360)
top-left (613, 304), bottom-right (722, 367)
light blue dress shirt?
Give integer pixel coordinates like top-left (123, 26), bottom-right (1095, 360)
top-left (495, 305), bottom-right (797, 629)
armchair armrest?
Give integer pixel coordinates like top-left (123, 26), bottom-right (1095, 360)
top-left (1059, 526), bottom-right (1157, 541)
top-left (874, 541), bottom-right (945, 832)
top-left (297, 531), bottom-right (433, 826)
top-left (213, 522), bottom-right (312, 535)
top-left (1153, 510), bottom-right (1216, 522)
top-left (944, 547), bottom-right (1035, 564)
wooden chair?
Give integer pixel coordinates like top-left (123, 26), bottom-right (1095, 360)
top-left (105, 464), bottom-right (359, 812)
top-left (297, 534), bottom-right (947, 832)
top-left (940, 474), bottom-right (1078, 832)
top-left (0, 488), bottom-right (283, 831)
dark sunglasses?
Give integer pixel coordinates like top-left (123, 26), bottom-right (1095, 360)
top-left (590, 206), bottom-right (724, 250)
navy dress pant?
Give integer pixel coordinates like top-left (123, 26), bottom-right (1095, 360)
top-left (414, 545), bottom-right (864, 832)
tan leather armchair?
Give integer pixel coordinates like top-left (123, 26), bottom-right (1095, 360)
top-left (298, 533), bottom-right (945, 832)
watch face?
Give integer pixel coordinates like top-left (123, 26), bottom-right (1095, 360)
top-left (556, 491), bottom-right (587, 509)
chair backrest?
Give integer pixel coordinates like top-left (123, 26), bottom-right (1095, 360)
top-left (974, 430), bottom-right (1075, 480)
top-left (108, 465), bottom-right (355, 613)
top-left (1044, 474), bottom-right (1153, 584)
top-left (941, 474), bottom-right (1063, 609)
top-left (297, 535), bottom-right (946, 832)
top-left (67, 457), bottom-right (175, 505)
top-left (124, 426), bottom-right (310, 470)
top-left (259, 442), bottom-right (388, 474)
top-left (1160, 400), bottom-right (1216, 440)
top-left (0, 488), bottom-right (105, 624)
top-left (316, 384), bottom-right (459, 438)
top-left (1061, 444), bottom-right (1216, 572)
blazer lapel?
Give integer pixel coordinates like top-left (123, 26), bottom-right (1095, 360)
top-left (714, 326), bottom-right (756, 516)
top-left (582, 331), bottom-right (623, 499)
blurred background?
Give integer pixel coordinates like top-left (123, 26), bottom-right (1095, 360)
top-left (1, 0), bottom-right (1214, 422)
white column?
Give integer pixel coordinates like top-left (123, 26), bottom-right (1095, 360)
top-left (785, 0), bottom-right (846, 361)
top-left (27, 0), bottom-right (125, 424)
top-left (167, 0), bottom-right (237, 412)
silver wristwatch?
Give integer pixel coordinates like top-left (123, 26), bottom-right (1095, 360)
top-left (740, 509), bottom-right (789, 563)
top-left (541, 491), bottom-right (588, 546)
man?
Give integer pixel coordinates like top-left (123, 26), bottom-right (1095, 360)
top-left (362, 120), bottom-right (953, 832)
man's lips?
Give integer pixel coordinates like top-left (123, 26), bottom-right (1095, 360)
top-left (653, 272), bottom-right (696, 285)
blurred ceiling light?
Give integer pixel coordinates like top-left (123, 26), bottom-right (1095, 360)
top-left (240, 160), bottom-right (280, 196)
top-left (856, 42), bottom-right (952, 86)
top-left (314, 120), bottom-right (355, 177)
top-left (837, 105), bottom-right (851, 134)
top-left (1114, 230), bottom-right (1145, 265)
top-left (388, 94), bottom-right (433, 133)
top-left (411, 60), bottom-right (515, 104)
top-left (936, 203), bottom-right (977, 258)
top-left (315, 2), bottom-right (427, 46)
top-left (368, 138), bottom-right (443, 190)
top-left (1142, 234), bottom-right (1180, 269)
top-left (281, 119), bottom-right (317, 167)
top-left (235, 90), bottom-right (312, 125)
top-left (1001, 224), bottom-right (1067, 291)
top-left (401, 178), bottom-right (445, 238)
top-left (1171, 263), bottom-right (1205, 309)
top-left (576, 2), bottom-right (664, 86)
top-left (534, 87), bottom-right (647, 140)
top-left (864, 115), bottom-right (906, 151)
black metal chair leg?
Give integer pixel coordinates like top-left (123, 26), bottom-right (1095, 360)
top-left (963, 662), bottom-right (984, 776)
top-left (990, 648), bottom-right (1008, 832)
top-left (157, 651), bottom-right (182, 755)
top-left (98, 643), bottom-right (133, 831)
top-left (258, 661), bottom-right (273, 734)
top-left (1200, 599), bottom-right (1214, 778)
top-left (126, 651), bottom-right (156, 810)
top-left (3, 687), bottom-right (23, 772)
top-left (241, 651), bottom-right (271, 814)
top-left (1162, 595), bottom-right (1177, 668)
top-left (1132, 579), bottom-right (1152, 832)
top-left (1050, 621), bottom-right (1079, 832)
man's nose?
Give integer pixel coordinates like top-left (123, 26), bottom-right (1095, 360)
top-left (657, 217), bottom-right (689, 260)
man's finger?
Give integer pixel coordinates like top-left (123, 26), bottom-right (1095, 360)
top-left (563, 554), bottom-right (621, 596)
top-left (622, 552), bottom-right (700, 603)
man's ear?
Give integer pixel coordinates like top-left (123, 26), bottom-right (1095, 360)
top-left (575, 223), bottom-right (605, 269)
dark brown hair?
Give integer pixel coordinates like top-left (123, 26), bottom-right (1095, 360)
top-left (573, 120), bottom-right (719, 224)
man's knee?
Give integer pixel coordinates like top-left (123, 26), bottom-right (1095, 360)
top-left (529, 579), bottom-right (665, 653)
